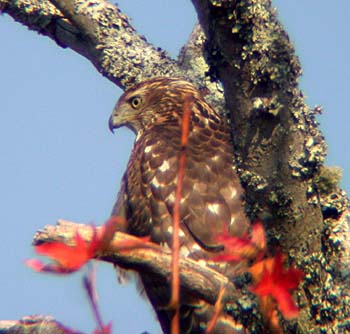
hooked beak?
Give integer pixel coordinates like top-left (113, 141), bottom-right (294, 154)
top-left (109, 105), bottom-right (129, 134)
top-left (108, 115), bottom-right (115, 134)
top-left (108, 107), bottom-right (137, 135)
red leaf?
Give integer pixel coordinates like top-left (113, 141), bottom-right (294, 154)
top-left (93, 323), bottom-right (112, 334)
top-left (213, 221), bottom-right (266, 262)
top-left (97, 216), bottom-right (125, 252)
top-left (112, 236), bottom-right (151, 250)
top-left (250, 222), bottom-right (266, 253)
top-left (27, 226), bottom-right (100, 274)
top-left (25, 258), bottom-right (75, 274)
top-left (249, 251), bottom-right (304, 320)
top-left (26, 217), bottom-right (151, 274)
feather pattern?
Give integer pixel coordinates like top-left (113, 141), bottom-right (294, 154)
top-left (109, 77), bottom-right (249, 334)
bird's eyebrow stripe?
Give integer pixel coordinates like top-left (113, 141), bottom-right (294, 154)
top-left (127, 95), bottom-right (143, 103)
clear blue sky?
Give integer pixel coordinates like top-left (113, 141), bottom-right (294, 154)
top-left (0, 1), bottom-right (349, 333)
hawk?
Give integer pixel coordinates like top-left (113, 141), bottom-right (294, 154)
top-left (109, 77), bottom-right (249, 334)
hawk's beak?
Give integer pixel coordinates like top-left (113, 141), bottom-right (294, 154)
top-left (108, 108), bottom-right (137, 135)
top-left (108, 115), bottom-right (115, 134)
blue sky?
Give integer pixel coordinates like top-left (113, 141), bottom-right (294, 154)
top-left (0, 1), bottom-right (349, 333)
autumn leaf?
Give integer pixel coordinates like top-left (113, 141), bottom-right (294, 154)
top-left (93, 323), bottom-right (112, 334)
top-left (212, 221), bottom-right (303, 331)
top-left (213, 221), bottom-right (266, 262)
top-left (26, 217), bottom-right (121, 274)
top-left (249, 251), bottom-right (304, 320)
top-left (250, 222), bottom-right (266, 253)
top-left (97, 216), bottom-right (152, 252)
top-left (26, 228), bottom-right (99, 274)
top-left (26, 216), bottom-right (152, 274)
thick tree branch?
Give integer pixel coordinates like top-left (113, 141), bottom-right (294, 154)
top-left (178, 23), bottom-right (226, 114)
top-left (192, 0), bottom-right (326, 251)
top-left (0, 316), bottom-right (85, 334)
top-left (0, 0), bottom-right (217, 103)
top-left (191, 1), bottom-right (350, 333)
top-left (33, 219), bottom-right (241, 307)
top-left (1, 0), bottom-right (229, 99)
top-left (1, 0), bottom-right (180, 89)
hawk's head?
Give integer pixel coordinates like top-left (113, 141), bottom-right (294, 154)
top-left (109, 77), bottom-right (209, 135)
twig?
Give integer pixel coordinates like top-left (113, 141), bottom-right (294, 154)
top-left (205, 285), bottom-right (226, 334)
top-left (83, 265), bottom-right (111, 333)
top-left (169, 95), bottom-right (193, 334)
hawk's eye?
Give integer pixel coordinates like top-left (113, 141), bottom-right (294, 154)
top-left (130, 96), bottom-right (143, 109)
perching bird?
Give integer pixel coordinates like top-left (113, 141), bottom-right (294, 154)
top-left (109, 77), bottom-right (249, 334)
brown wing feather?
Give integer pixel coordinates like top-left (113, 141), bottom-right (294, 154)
top-left (123, 101), bottom-right (248, 252)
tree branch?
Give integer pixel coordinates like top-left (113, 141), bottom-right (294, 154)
top-left (192, 0), bottom-right (326, 251)
top-left (1, 0), bottom-right (180, 89)
top-left (0, 316), bottom-right (86, 334)
top-left (33, 219), bottom-right (241, 307)
top-left (1, 0), bottom-right (230, 101)
top-left (191, 1), bottom-right (350, 333)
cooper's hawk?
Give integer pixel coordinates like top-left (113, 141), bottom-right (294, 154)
top-left (109, 77), bottom-right (249, 334)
